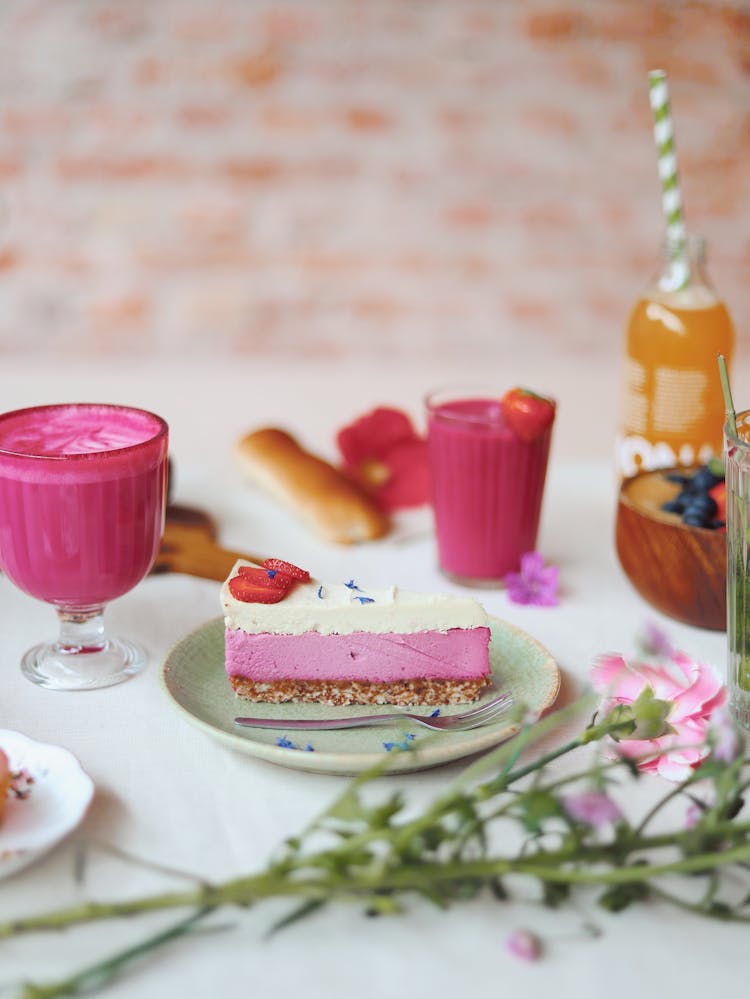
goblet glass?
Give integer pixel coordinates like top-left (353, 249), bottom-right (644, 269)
top-left (0, 403), bottom-right (168, 690)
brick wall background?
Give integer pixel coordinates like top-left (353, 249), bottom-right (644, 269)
top-left (0, 0), bottom-right (747, 362)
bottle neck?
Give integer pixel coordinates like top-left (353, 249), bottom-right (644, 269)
top-left (656, 233), bottom-right (711, 294)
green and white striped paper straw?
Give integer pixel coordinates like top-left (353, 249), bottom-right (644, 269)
top-left (648, 69), bottom-right (689, 290)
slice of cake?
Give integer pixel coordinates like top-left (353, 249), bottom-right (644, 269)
top-left (222, 559), bottom-right (491, 706)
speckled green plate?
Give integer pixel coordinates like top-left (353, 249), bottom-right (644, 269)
top-left (160, 616), bottom-right (560, 776)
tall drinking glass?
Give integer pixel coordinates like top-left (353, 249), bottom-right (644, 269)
top-left (426, 387), bottom-right (554, 584)
top-left (0, 403), bottom-right (168, 690)
top-left (725, 410), bottom-right (750, 729)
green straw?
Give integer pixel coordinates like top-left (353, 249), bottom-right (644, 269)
top-left (718, 353), bottom-right (737, 438)
top-left (648, 69), bottom-right (689, 290)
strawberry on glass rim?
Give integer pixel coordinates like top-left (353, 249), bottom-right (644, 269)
top-left (500, 388), bottom-right (556, 443)
top-left (229, 558), bottom-right (311, 604)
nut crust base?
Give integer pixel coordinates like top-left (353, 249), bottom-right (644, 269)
top-left (229, 676), bottom-right (487, 706)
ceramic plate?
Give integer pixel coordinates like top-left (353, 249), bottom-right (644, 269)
top-left (161, 617), bottom-right (560, 776)
top-left (0, 730), bottom-right (95, 879)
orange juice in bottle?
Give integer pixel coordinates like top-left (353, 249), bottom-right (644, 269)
top-left (618, 233), bottom-right (734, 478)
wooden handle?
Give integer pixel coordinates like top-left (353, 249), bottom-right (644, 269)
top-left (155, 520), bottom-right (263, 582)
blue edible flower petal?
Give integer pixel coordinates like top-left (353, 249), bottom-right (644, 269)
top-left (305, 744), bottom-right (315, 752)
top-left (344, 579), bottom-right (361, 591)
top-left (267, 569), bottom-right (278, 579)
top-left (317, 585), bottom-right (325, 600)
top-left (383, 734), bottom-right (416, 752)
top-left (430, 709), bottom-right (441, 718)
top-left (276, 736), bottom-right (295, 749)
top-left (353, 596), bottom-right (375, 605)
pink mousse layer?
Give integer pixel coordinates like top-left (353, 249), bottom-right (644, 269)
top-left (225, 627), bottom-right (491, 683)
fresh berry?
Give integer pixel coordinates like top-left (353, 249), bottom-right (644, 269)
top-left (683, 512), bottom-right (709, 527)
top-left (261, 558), bottom-right (311, 582)
top-left (684, 494), bottom-right (718, 519)
top-left (661, 463), bottom-right (726, 530)
top-left (691, 466), bottom-right (721, 492)
top-left (709, 481), bottom-right (726, 522)
top-left (500, 388), bottom-right (556, 443)
top-left (237, 565), bottom-right (292, 590)
top-left (229, 574), bottom-right (287, 603)
top-left (661, 499), bottom-right (684, 514)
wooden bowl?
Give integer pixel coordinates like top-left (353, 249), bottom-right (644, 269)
top-left (615, 469), bottom-right (726, 631)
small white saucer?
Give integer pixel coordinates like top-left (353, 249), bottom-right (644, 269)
top-left (0, 729), bottom-right (94, 879)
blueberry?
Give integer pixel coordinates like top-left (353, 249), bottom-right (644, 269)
top-left (661, 499), bottom-right (685, 514)
top-left (692, 467), bottom-right (719, 492)
top-left (676, 489), bottom-right (695, 505)
top-left (683, 512), bottom-right (709, 527)
top-left (685, 494), bottom-right (718, 518)
top-left (665, 472), bottom-right (690, 485)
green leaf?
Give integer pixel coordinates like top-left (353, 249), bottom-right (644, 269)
top-left (490, 878), bottom-right (509, 901)
top-left (365, 894), bottom-right (404, 917)
top-left (323, 786), bottom-right (366, 823)
top-left (542, 881), bottom-right (570, 908)
top-left (627, 687), bottom-right (675, 740)
top-left (516, 791), bottom-right (561, 833)
top-left (266, 900), bottom-right (327, 938)
top-left (598, 881), bottom-right (649, 913)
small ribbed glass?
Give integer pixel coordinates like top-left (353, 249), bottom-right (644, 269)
top-left (725, 410), bottom-right (750, 729)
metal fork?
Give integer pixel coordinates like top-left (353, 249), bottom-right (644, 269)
top-left (234, 691), bottom-right (514, 732)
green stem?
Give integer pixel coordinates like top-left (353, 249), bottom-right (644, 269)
top-left (17, 910), bottom-right (211, 999)
top-left (5, 822), bottom-right (750, 942)
top-left (633, 772), bottom-right (698, 837)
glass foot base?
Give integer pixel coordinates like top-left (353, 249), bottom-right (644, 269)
top-left (21, 637), bottom-right (147, 691)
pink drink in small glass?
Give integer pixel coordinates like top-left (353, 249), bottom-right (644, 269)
top-left (426, 392), bottom-right (553, 582)
top-left (0, 403), bottom-right (168, 690)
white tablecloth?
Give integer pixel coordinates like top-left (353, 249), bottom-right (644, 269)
top-left (0, 357), bottom-right (741, 998)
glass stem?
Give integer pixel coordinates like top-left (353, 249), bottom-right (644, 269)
top-left (56, 607), bottom-right (108, 655)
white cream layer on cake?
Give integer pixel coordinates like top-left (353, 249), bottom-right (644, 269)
top-left (222, 561), bottom-right (492, 705)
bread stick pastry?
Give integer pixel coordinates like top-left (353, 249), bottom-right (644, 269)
top-left (235, 429), bottom-right (390, 544)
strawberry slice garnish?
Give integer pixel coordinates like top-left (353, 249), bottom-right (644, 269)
top-left (237, 565), bottom-right (292, 591)
top-left (500, 388), bottom-right (556, 443)
top-left (261, 558), bottom-right (311, 583)
top-left (229, 574), bottom-right (288, 603)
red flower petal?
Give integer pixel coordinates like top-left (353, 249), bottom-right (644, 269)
top-left (336, 407), bottom-right (430, 512)
top-left (337, 408), bottom-right (417, 467)
top-left (376, 438), bottom-right (431, 510)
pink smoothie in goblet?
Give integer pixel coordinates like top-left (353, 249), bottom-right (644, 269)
top-left (426, 392), bottom-right (553, 582)
top-left (0, 404), bottom-right (167, 607)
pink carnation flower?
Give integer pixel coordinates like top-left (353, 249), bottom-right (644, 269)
top-left (591, 651), bottom-right (726, 782)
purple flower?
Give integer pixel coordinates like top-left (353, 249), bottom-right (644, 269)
top-left (639, 621), bottom-right (674, 659)
top-left (685, 801), bottom-right (705, 829)
top-left (506, 929), bottom-right (542, 962)
top-left (562, 791), bottom-right (623, 827)
top-left (708, 708), bottom-right (742, 763)
top-left (504, 552), bottom-right (559, 607)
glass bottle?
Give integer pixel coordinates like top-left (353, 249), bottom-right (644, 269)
top-left (617, 234), bottom-right (734, 478)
